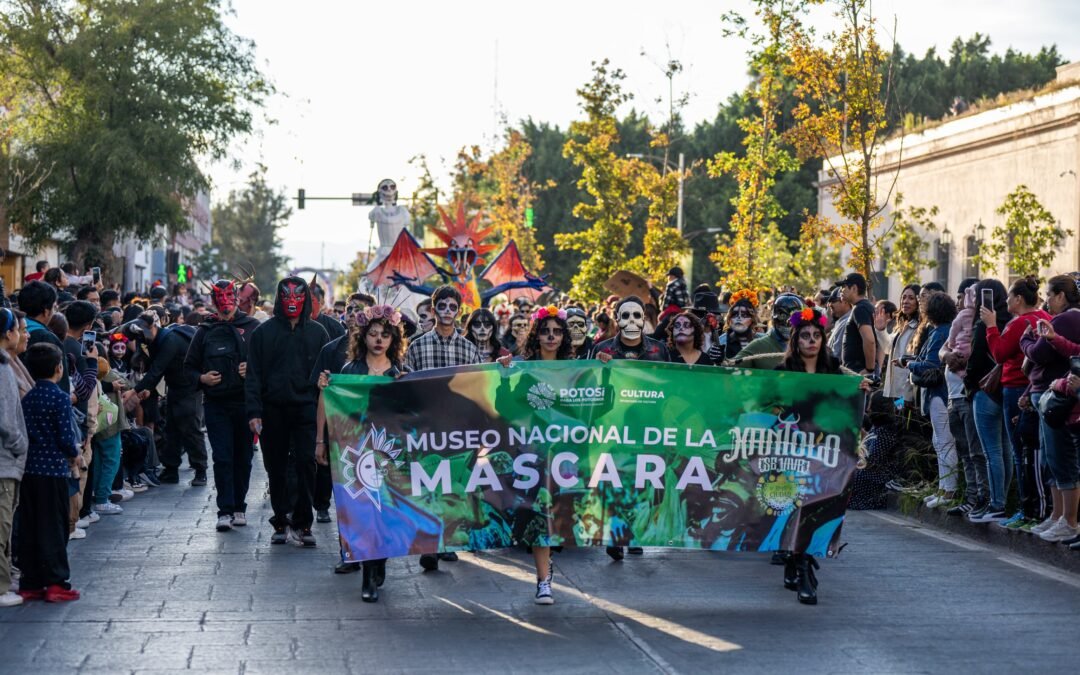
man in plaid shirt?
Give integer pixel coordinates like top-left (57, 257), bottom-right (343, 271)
top-left (404, 285), bottom-right (479, 571)
top-left (662, 266), bottom-right (691, 309)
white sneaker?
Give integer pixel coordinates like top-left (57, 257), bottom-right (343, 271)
top-left (75, 517), bottom-right (90, 529)
top-left (124, 480), bottom-right (148, 493)
top-left (69, 528), bottom-right (87, 540)
top-left (534, 579), bottom-right (554, 605)
top-left (232, 512), bottom-right (247, 527)
top-left (925, 495), bottom-right (945, 509)
top-left (1031, 516), bottom-right (1058, 534)
top-left (922, 493), bottom-right (938, 505)
top-left (1038, 518), bottom-right (1080, 542)
top-left (216, 515), bottom-right (233, 532)
top-left (87, 511), bottom-right (101, 524)
top-left (0, 591), bottom-right (23, 607)
top-left (113, 488), bottom-right (135, 501)
top-left (93, 502), bottom-right (123, 515)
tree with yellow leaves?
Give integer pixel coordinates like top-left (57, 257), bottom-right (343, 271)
top-left (483, 130), bottom-right (547, 273)
top-left (786, 0), bottom-right (897, 295)
top-left (709, 0), bottom-right (808, 291)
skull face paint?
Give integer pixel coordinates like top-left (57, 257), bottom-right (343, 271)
top-left (729, 307), bottom-right (753, 334)
top-left (470, 317), bottom-right (494, 344)
top-left (672, 316), bottom-right (695, 345)
top-left (511, 317), bottom-right (529, 340)
top-left (617, 300), bottom-right (645, 342)
top-left (417, 306), bottom-right (435, 333)
top-left (433, 298), bottom-right (459, 326)
top-left (797, 325), bottom-right (823, 360)
top-left (280, 281), bottom-right (307, 319)
top-left (567, 316), bottom-right (588, 347)
top-left (211, 280), bottom-right (237, 315)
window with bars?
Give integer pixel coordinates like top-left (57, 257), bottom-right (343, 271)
top-left (962, 236), bottom-right (980, 281)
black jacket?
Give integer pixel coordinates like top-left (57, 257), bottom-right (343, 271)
top-left (136, 324), bottom-right (197, 395)
top-left (184, 311), bottom-right (260, 403)
top-left (314, 313), bottom-right (346, 342)
top-left (245, 277), bottom-right (329, 419)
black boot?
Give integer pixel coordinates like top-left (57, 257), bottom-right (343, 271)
top-left (373, 559), bottom-right (386, 587)
top-left (783, 554), bottom-right (798, 591)
top-left (361, 564), bottom-right (378, 603)
top-left (419, 553), bottom-right (439, 571)
top-left (771, 551), bottom-right (788, 566)
top-left (796, 554), bottom-right (819, 605)
top-left (606, 546), bottom-right (624, 561)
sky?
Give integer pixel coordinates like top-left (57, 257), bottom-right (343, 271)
top-left (202, 0), bottom-right (1078, 272)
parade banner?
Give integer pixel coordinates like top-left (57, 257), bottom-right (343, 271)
top-left (322, 361), bottom-right (864, 563)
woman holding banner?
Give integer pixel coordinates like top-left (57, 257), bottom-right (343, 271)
top-left (315, 304), bottom-right (409, 603)
top-left (666, 311), bottom-right (715, 366)
top-left (774, 306), bottom-right (869, 604)
top-left (497, 304), bottom-right (574, 605)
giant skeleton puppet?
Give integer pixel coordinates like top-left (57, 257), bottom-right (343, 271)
top-left (366, 200), bottom-right (548, 310)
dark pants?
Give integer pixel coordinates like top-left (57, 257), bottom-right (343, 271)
top-left (948, 397), bottom-right (988, 505)
top-left (16, 475), bottom-right (71, 591)
top-left (262, 402), bottom-right (317, 529)
top-left (205, 400), bottom-right (255, 517)
top-left (162, 391), bottom-right (207, 470)
top-left (314, 423), bottom-right (333, 511)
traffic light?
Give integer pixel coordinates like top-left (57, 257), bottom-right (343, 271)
top-left (525, 207), bottom-right (534, 228)
top-left (177, 263), bottom-right (188, 284)
top-left (298, 188), bottom-right (306, 210)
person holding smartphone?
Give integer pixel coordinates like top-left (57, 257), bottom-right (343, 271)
top-left (1020, 275), bottom-right (1080, 543)
top-left (963, 279), bottom-right (1012, 523)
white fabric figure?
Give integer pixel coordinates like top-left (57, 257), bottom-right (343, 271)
top-left (367, 179), bottom-right (412, 271)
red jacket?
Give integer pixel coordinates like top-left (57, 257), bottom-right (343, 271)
top-left (985, 310), bottom-right (1051, 388)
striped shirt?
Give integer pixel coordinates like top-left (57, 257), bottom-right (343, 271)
top-left (405, 329), bottom-right (481, 372)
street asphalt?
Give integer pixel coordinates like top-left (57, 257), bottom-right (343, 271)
top-left (2, 461), bottom-right (1078, 674)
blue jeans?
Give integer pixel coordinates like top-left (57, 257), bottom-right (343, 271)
top-left (973, 391), bottom-right (1012, 511)
top-left (1032, 391), bottom-right (1080, 490)
top-left (91, 433), bottom-right (122, 505)
top-left (1002, 386), bottom-right (1027, 510)
top-left (204, 400), bottom-right (255, 517)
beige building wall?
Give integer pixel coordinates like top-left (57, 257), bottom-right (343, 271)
top-left (818, 64), bottom-right (1080, 298)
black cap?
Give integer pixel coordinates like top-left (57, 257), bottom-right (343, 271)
top-left (835, 272), bottom-right (866, 288)
top-left (667, 266), bottom-right (683, 278)
top-left (828, 287), bottom-right (844, 302)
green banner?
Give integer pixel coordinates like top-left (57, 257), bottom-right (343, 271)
top-left (323, 360), bottom-right (864, 563)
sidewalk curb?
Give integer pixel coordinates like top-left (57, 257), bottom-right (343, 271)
top-left (885, 493), bottom-right (1080, 576)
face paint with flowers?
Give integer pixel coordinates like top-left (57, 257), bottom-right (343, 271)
top-left (280, 281), bottom-right (307, 319)
top-left (729, 307), bottom-right (753, 334)
top-left (672, 316), bottom-right (695, 344)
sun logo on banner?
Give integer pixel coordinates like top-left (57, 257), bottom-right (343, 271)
top-left (340, 426), bottom-right (401, 511)
top-left (756, 471), bottom-right (807, 516)
top-left (527, 382), bottom-right (556, 410)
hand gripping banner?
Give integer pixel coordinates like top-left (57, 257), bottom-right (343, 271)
top-left (322, 361), bottom-right (864, 563)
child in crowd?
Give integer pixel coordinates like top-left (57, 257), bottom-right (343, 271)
top-left (18, 343), bottom-right (81, 602)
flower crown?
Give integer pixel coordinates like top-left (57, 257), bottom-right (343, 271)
top-left (531, 304), bottom-right (566, 322)
top-left (789, 307), bottom-right (828, 329)
top-left (729, 289), bottom-right (759, 308)
top-left (357, 304), bottom-right (402, 327)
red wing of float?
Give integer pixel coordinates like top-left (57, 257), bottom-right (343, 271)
top-left (364, 229), bottom-right (441, 287)
top-left (479, 239), bottom-right (548, 301)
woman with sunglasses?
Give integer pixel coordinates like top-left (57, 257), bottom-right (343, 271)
top-left (464, 308), bottom-right (510, 363)
top-left (496, 305), bottom-right (574, 605)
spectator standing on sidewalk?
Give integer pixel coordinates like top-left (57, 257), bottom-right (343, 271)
top-left (0, 309), bottom-right (29, 608)
top-left (16, 343), bottom-right (80, 603)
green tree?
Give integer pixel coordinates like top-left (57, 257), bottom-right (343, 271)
top-left (883, 194), bottom-right (938, 286)
top-left (709, 0), bottom-right (807, 291)
top-left (789, 224), bottom-right (843, 294)
top-left (554, 60), bottom-right (640, 303)
top-left (0, 0), bottom-right (270, 278)
top-left (974, 185), bottom-right (1068, 279)
top-left (482, 130), bottom-right (547, 273)
top-left (197, 166), bottom-right (290, 292)
top-left (787, 0), bottom-right (895, 294)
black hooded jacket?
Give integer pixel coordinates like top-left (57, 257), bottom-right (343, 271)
top-left (184, 310), bottom-right (260, 403)
top-left (245, 277), bottom-right (329, 420)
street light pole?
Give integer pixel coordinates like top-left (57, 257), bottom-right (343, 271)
top-left (676, 152), bottom-right (685, 234)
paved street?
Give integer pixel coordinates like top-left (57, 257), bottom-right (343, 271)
top-left (3, 461), bottom-right (1078, 675)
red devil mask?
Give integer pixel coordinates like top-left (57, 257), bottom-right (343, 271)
top-left (280, 281), bottom-right (307, 319)
top-left (211, 280), bottom-right (237, 315)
